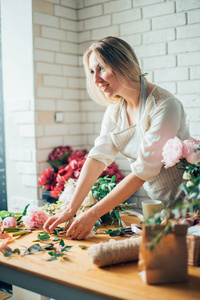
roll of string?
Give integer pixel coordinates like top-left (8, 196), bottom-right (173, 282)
top-left (88, 236), bottom-right (142, 267)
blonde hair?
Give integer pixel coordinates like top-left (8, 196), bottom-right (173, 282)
top-left (83, 36), bottom-right (143, 106)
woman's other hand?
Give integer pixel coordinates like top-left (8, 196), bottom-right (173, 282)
top-left (66, 211), bottom-right (97, 240)
top-left (43, 206), bottom-right (74, 233)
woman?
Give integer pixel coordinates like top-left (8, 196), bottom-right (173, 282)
top-left (44, 36), bottom-right (190, 239)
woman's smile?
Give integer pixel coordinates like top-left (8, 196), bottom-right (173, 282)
top-left (89, 52), bottom-right (121, 98)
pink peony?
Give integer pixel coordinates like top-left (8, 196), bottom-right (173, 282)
top-left (183, 139), bottom-right (200, 164)
top-left (22, 205), bottom-right (49, 228)
top-left (162, 137), bottom-right (184, 168)
top-left (3, 217), bottom-right (17, 228)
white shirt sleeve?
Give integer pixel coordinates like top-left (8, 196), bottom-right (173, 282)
top-left (131, 97), bottom-right (186, 181)
top-left (88, 105), bottom-right (119, 167)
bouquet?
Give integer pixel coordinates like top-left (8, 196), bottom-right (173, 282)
top-left (38, 145), bottom-right (124, 199)
top-left (57, 175), bottom-right (135, 226)
top-left (145, 137), bottom-right (200, 248)
top-left (38, 145), bottom-right (131, 225)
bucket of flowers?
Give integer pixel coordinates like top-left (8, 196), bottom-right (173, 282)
top-left (138, 137), bottom-right (200, 284)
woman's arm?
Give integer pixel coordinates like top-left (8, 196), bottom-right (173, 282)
top-left (66, 172), bottom-right (145, 240)
top-left (43, 158), bottom-right (105, 233)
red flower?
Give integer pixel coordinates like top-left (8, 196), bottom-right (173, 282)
top-left (38, 168), bottom-right (56, 189)
top-left (67, 149), bottom-right (88, 162)
top-left (100, 162), bottom-right (124, 183)
top-left (68, 157), bottom-right (86, 170)
top-left (57, 166), bottom-right (74, 184)
top-left (48, 145), bottom-right (72, 161)
top-left (50, 183), bottom-right (65, 198)
top-left (74, 168), bottom-right (82, 179)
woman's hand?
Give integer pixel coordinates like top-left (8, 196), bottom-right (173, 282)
top-left (43, 206), bottom-right (74, 233)
top-left (66, 211), bottom-right (97, 240)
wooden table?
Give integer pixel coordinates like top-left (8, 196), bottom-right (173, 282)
top-left (0, 216), bottom-right (200, 300)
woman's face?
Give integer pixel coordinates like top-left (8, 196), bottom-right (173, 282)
top-left (89, 51), bottom-right (124, 98)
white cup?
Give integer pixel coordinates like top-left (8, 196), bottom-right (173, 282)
top-left (142, 200), bottom-right (162, 220)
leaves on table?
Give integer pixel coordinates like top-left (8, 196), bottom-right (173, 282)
top-left (33, 232), bottom-right (50, 242)
top-left (23, 244), bottom-right (44, 255)
top-left (46, 239), bottom-right (72, 261)
top-left (4, 247), bottom-right (20, 257)
top-left (105, 227), bottom-right (135, 237)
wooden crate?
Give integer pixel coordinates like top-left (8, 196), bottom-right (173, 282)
top-left (187, 235), bottom-right (200, 266)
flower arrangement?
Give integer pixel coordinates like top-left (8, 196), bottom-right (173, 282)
top-left (38, 145), bottom-right (133, 226)
top-left (146, 137), bottom-right (200, 249)
top-left (38, 145), bottom-right (124, 199)
top-left (57, 175), bottom-right (135, 226)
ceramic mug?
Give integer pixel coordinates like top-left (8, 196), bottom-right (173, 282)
top-left (142, 200), bottom-right (162, 220)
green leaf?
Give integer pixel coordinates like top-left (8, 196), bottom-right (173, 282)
top-left (60, 151), bottom-right (70, 164)
top-left (62, 246), bottom-right (72, 252)
top-left (53, 237), bottom-right (59, 241)
top-left (48, 251), bottom-right (57, 257)
top-left (0, 210), bottom-right (12, 219)
top-left (24, 244), bottom-right (44, 255)
top-left (12, 248), bottom-right (20, 255)
top-left (46, 256), bottom-right (57, 261)
top-left (37, 233), bottom-right (50, 240)
top-left (60, 239), bottom-right (65, 247)
top-left (4, 251), bottom-right (13, 257)
top-left (43, 243), bottom-right (55, 250)
top-left (111, 175), bottom-right (116, 183)
top-left (47, 160), bottom-right (62, 172)
top-left (53, 229), bottom-right (59, 236)
top-left (114, 210), bottom-right (121, 226)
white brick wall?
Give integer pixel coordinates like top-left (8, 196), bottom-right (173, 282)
top-left (3, 0), bottom-right (199, 210)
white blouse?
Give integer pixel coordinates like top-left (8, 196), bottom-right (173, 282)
top-left (88, 84), bottom-right (191, 203)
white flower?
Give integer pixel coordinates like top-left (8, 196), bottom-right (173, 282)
top-left (0, 217), bottom-right (2, 224)
top-left (186, 181), bottom-right (194, 188)
top-left (183, 171), bottom-right (191, 180)
top-left (59, 178), bottom-right (77, 204)
top-left (86, 229), bottom-right (96, 238)
top-left (82, 191), bottom-right (96, 207)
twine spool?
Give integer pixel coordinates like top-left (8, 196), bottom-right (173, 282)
top-left (88, 236), bottom-right (142, 267)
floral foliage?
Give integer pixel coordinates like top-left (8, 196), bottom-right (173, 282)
top-left (38, 145), bottom-right (124, 199)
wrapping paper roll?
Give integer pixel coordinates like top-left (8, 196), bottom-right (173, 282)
top-left (88, 236), bottom-right (142, 267)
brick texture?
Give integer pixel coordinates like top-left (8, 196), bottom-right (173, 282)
top-left (5, 0), bottom-right (200, 209)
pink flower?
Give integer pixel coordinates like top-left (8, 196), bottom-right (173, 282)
top-left (55, 244), bottom-right (63, 254)
top-left (183, 139), bottom-right (200, 164)
top-left (162, 137), bottom-right (184, 168)
top-left (3, 217), bottom-right (17, 228)
top-left (22, 205), bottom-right (49, 228)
